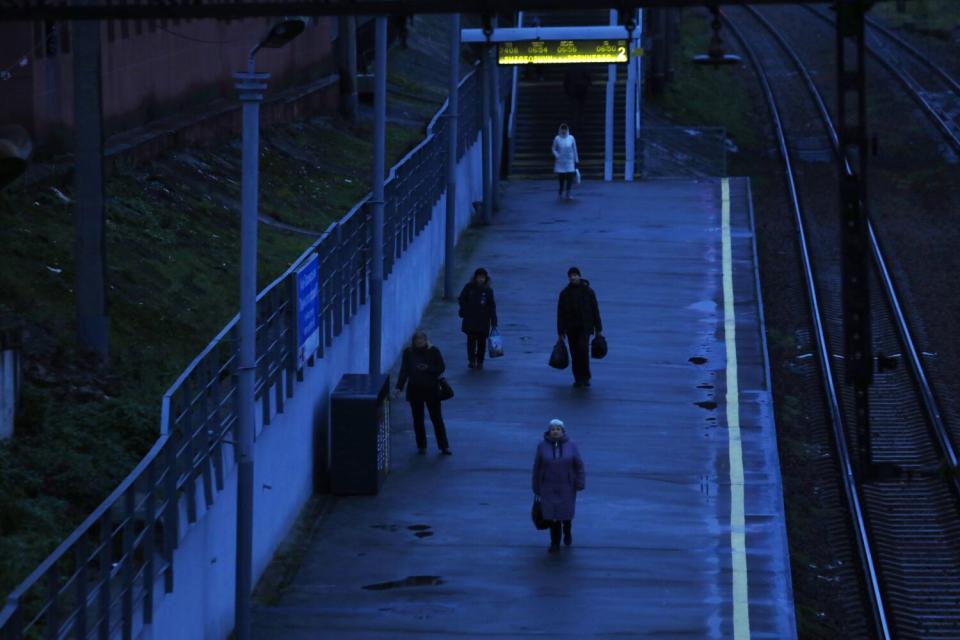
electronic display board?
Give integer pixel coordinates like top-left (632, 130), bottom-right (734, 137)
top-left (498, 39), bottom-right (629, 65)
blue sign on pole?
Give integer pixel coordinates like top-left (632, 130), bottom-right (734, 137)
top-left (295, 253), bottom-right (320, 369)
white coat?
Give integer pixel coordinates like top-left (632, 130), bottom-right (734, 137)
top-left (552, 134), bottom-right (579, 174)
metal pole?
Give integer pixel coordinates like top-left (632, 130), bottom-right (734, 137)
top-left (604, 9), bottom-right (617, 181)
top-left (338, 15), bottom-right (358, 122)
top-left (481, 43), bottom-right (492, 224)
top-left (625, 25), bottom-right (637, 181)
top-left (637, 8), bottom-right (644, 172)
top-left (73, 17), bottom-right (109, 359)
top-left (444, 14), bottom-right (460, 300)
top-left (370, 16), bottom-right (387, 375)
top-left (837, 0), bottom-right (873, 479)
top-left (491, 25), bottom-right (503, 211)
top-left (233, 59), bottom-right (267, 640)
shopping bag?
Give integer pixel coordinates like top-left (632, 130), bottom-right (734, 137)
top-left (575, 168), bottom-right (582, 184)
top-left (487, 328), bottom-right (504, 358)
top-left (549, 339), bottom-right (569, 369)
top-left (532, 498), bottom-right (549, 530)
top-left (438, 377), bottom-right (454, 401)
top-left (591, 334), bottom-right (608, 359)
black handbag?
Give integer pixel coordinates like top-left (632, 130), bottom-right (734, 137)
top-left (591, 334), bottom-right (608, 359)
top-left (531, 498), bottom-right (549, 530)
top-left (549, 340), bottom-right (569, 369)
top-left (438, 377), bottom-right (454, 401)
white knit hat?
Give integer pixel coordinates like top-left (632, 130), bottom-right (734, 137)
top-left (549, 418), bottom-right (565, 430)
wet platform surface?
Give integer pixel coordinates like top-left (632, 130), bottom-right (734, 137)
top-left (252, 178), bottom-right (796, 639)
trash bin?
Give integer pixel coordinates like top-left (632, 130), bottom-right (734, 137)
top-left (330, 373), bottom-right (390, 495)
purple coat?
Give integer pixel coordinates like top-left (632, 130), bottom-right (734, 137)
top-left (532, 433), bottom-right (585, 521)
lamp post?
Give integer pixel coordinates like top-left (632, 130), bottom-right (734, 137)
top-left (233, 17), bottom-right (305, 640)
top-left (369, 16), bottom-right (387, 376)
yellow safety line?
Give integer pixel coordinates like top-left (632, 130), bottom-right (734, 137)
top-left (722, 177), bottom-right (751, 639)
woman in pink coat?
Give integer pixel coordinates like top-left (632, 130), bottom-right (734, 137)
top-left (532, 418), bottom-right (586, 553)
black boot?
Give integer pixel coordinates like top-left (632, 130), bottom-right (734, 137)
top-left (549, 522), bottom-right (561, 553)
top-left (563, 521), bottom-right (572, 546)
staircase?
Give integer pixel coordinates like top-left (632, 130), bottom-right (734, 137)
top-left (508, 10), bottom-right (629, 180)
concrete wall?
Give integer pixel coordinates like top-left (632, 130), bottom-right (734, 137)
top-left (141, 127), bottom-right (485, 640)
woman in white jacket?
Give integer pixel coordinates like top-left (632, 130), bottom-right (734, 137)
top-left (552, 123), bottom-right (580, 200)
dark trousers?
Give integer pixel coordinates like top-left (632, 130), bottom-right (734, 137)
top-left (549, 520), bottom-right (572, 545)
top-left (466, 332), bottom-right (488, 363)
top-left (567, 328), bottom-right (591, 382)
top-left (557, 172), bottom-right (575, 195)
top-left (410, 398), bottom-right (449, 451)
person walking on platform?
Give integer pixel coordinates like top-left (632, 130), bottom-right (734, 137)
top-left (552, 123), bottom-right (580, 200)
top-left (458, 267), bottom-right (498, 370)
top-left (557, 267), bottom-right (603, 388)
top-left (533, 419), bottom-right (585, 553)
top-left (394, 330), bottom-right (452, 455)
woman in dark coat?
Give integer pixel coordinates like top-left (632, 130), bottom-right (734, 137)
top-left (532, 418), bottom-right (585, 553)
top-left (458, 267), bottom-right (498, 369)
top-left (393, 330), bottom-right (451, 455)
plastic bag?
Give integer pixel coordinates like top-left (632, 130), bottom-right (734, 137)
top-left (487, 328), bottom-right (504, 358)
top-left (549, 339), bottom-right (569, 369)
top-left (575, 168), bottom-right (582, 184)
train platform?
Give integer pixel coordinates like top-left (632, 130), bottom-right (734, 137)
top-left (252, 177), bottom-right (796, 639)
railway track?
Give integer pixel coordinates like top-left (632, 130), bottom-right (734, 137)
top-left (723, 6), bottom-right (960, 638)
top-left (801, 4), bottom-right (960, 156)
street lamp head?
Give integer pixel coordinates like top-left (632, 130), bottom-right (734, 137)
top-left (250, 17), bottom-right (308, 61)
top-left (260, 17), bottom-right (307, 48)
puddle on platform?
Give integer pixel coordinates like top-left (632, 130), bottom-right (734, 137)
top-left (407, 524), bottom-right (430, 531)
top-left (363, 576), bottom-right (445, 591)
top-left (414, 531), bottom-right (434, 538)
top-left (695, 401), bottom-right (718, 411)
top-left (697, 383), bottom-right (714, 389)
top-left (689, 356), bottom-right (708, 365)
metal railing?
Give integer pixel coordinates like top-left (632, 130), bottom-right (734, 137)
top-left (0, 63), bottom-right (502, 640)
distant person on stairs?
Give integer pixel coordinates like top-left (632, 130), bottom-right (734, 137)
top-left (563, 67), bottom-right (592, 132)
top-left (552, 123), bottom-right (580, 200)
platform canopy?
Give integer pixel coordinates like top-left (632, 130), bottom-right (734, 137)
top-left (0, 0), bottom-right (874, 22)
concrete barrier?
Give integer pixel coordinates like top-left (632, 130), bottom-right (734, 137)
top-left (141, 128), bottom-right (484, 640)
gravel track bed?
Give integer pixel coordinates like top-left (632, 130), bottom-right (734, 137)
top-left (757, 3), bottom-right (960, 476)
top-left (718, 7), bottom-right (872, 636)
top-left (729, 5), bottom-right (960, 636)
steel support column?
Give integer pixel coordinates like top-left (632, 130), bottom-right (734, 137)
top-left (492, 42), bottom-right (503, 212)
top-left (444, 14), bottom-right (460, 300)
top-left (604, 9), bottom-right (617, 181)
top-left (836, 0), bottom-right (872, 478)
top-left (233, 61), bottom-right (269, 640)
top-left (481, 43), bottom-right (493, 224)
top-left (369, 16), bottom-right (387, 375)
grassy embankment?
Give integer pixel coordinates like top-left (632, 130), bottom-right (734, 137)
top-left (0, 15), bottom-right (463, 598)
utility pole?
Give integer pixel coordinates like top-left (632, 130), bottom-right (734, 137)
top-left (369, 16), bottom-right (387, 375)
top-left (444, 14), bottom-right (460, 300)
top-left (73, 14), bottom-right (109, 360)
top-left (338, 16), bottom-right (358, 122)
top-left (836, 0), bottom-right (873, 479)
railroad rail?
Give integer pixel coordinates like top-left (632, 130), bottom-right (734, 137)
top-left (725, 6), bottom-right (960, 638)
top-left (802, 4), bottom-right (960, 154)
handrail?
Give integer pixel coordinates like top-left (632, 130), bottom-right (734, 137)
top-left (1, 65), bottom-right (484, 640)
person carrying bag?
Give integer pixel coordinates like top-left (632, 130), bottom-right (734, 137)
top-left (393, 330), bottom-right (452, 455)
